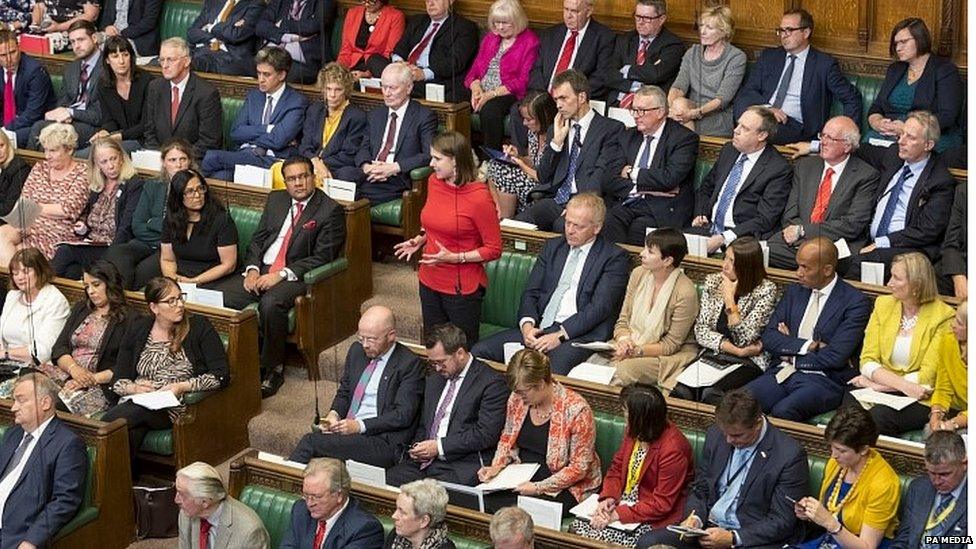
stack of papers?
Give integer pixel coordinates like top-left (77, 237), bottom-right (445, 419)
top-left (2, 197), bottom-right (41, 229)
top-left (475, 463), bottom-right (540, 492)
top-left (499, 219), bottom-right (538, 231)
top-left (675, 359), bottom-right (743, 388)
top-left (684, 233), bottom-right (709, 257)
top-left (570, 494), bottom-right (641, 531)
top-left (850, 388), bottom-right (919, 410)
top-left (120, 390), bottom-right (181, 410)
top-left (566, 362), bottom-right (616, 385)
top-left (178, 283), bottom-right (226, 309)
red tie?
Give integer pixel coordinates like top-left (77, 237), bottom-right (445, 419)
top-left (199, 518), bottom-right (211, 549)
top-left (552, 30), bottom-right (578, 85)
top-left (270, 202), bottom-right (304, 273)
top-left (636, 38), bottom-right (648, 65)
top-left (2, 70), bottom-right (14, 126)
top-left (376, 112), bottom-right (398, 162)
top-left (313, 521), bottom-right (327, 549)
top-left (407, 22), bottom-right (440, 64)
top-left (171, 85), bottom-right (180, 126)
top-left (810, 167), bottom-right (834, 224)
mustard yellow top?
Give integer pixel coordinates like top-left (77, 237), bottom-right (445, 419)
top-left (321, 100), bottom-right (348, 150)
top-left (818, 449), bottom-right (900, 538)
top-left (930, 331), bottom-right (968, 415)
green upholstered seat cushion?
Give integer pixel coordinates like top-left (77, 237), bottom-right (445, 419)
top-left (481, 251), bottom-right (537, 332)
top-left (593, 411), bottom-right (625, 475)
top-left (371, 199), bottom-right (402, 226)
top-left (141, 429), bottom-right (174, 455)
top-left (160, 0), bottom-right (203, 41)
top-left (229, 205), bottom-right (262, 259)
top-left (222, 98), bottom-right (245, 151)
top-left (239, 485), bottom-right (303, 549)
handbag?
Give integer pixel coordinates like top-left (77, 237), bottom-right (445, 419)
top-left (133, 483), bottom-right (179, 539)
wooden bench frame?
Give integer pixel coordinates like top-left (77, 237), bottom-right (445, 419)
top-left (0, 404), bottom-right (136, 548)
top-left (228, 451), bottom-right (614, 549)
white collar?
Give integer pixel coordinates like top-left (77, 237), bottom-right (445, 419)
top-left (813, 274), bottom-right (839, 301)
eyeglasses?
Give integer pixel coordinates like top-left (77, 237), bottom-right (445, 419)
top-left (159, 293), bottom-right (187, 307)
top-left (283, 173), bottom-right (312, 183)
top-left (817, 133), bottom-right (846, 145)
top-left (774, 26), bottom-right (809, 36)
top-left (183, 186), bottom-right (207, 197)
top-left (357, 330), bottom-right (391, 345)
top-left (634, 13), bottom-right (664, 23)
top-left (425, 357), bottom-right (450, 368)
top-left (158, 56), bottom-right (186, 66)
top-left (628, 106), bottom-right (663, 117)
top-left (301, 491), bottom-right (333, 503)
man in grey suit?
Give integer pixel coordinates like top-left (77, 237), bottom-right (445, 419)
top-left (768, 116), bottom-right (880, 270)
top-left (176, 461), bottom-right (270, 549)
top-left (28, 20), bottom-right (102, 149)
top-left (892, 431), bottom-right (968, 549)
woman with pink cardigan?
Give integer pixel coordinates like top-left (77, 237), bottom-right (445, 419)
top-left (464, 0), bottom-right (539, 150)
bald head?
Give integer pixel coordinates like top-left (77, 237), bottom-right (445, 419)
top-left (796, 237), bottom-right (837, 290)
top-left (358, 306), bottom-right (397, 357)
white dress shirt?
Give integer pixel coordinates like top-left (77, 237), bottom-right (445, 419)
top-left (354, 343), bottom-right (397, 432)
top-left (712, 147), bottom-right (765, 244)
top-left (0, 414), bottom-right (54, 526)
top-left (550, 108), bottom-right (596, 193)
top-left (246, 195), bottom-right (312, 281)
top-left (434, 355), bottom-right (472, 457)
top-left (376, 101), bottom-right (410, 164)
top-left (793, 275), bottom-right (838, 371)
top-left (548, 19), bottom-right (591, 89)
top-left (628, 121), bottom-right (666, 194)
top-left (870, 156), bottom-right (929, 247)
top-left (767, 46), bottom-right (808, 124)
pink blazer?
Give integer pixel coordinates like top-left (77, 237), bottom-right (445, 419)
top-left (464, 28), bottom-right (540, 100)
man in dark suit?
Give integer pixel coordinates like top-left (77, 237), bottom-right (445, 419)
top-left (28, 20), bottom-right (102, 149)
top-left (637, 389), bottom-right (808, 549)
top-left (280, 458), bottom-right (384, 549)
top-left (847, 110), bottom-right (955, 279)
top-left (202, 47), bottom-right (308, 181)
top-left (746, 238), bottom-right (871, 421)
top-left (475, 193), bottom-right (630, 375)
top-left (602, 85), bottom-right (699, 244)
top-left (255, 0), bottom-right (337, 84)
top-left (101, 0), bottom-right (163, 56)
top-left (936, 182), bottom-right (965, 298)
top-left (386, 323), bottom-right (508, 487)
top-left (143, 37), bottom-right (223, 159)
top-left (892, 431), bottom-right (968, 549)
top-left (289, 305), bottom-right (423, 467)
top-left (692, 106), bottom-right (793, 254)
top-left (732, 9), bottom-right (861, 145)
top-left (366, 0), bottom-right (478, 103)
top-left (0, 31), bottom-right (56, 147)
top-left (606, 0), bottom-right (684, 107)
top-left (299, 65), bottom-right (367, 179)
top-left (215, 156), bottom-right (344, 397)
top-left (768, 116), bottom-right (879, 270)
top-left (0, 373), bottom-right (87, 549)
top-left (514, 69), bottom-right (625, 233)
top-left (335, 62), bottom-right (436, 206)
top-left (187, 0), bottom-right (264, 76)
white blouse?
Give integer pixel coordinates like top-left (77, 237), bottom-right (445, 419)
top-left (0, 284), bottom-right (70, 364)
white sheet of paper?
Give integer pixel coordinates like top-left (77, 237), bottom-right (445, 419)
top-left (566, 362), bottom-right (616, 385)
top-left (120, 390), bottom-right (181, 410)
top-left (136, 56), bottom-right (156, 66)
top-left (589, 100), bottom-right (607, 116)
top-left (2, 197), bottom-right (41, 229)
top-left (675, 359), bottom-right (744, 388)
top-left (759, 240), bottom-right (769, 267)
top-left (500, 218), bottom-right (538, 231)
top-left (233, 164), bottom-right (272, 188)
top-left (684, 233), bottom-right (709, 258)
top-left (861, 262), bottom-right (885, 285)
top-left (644, 227), bottom-right (657, 236)
top-left (191, 288), bottom-right (225, 308)
top-left (2, 128), bottom-right (16, 150)
top-left (346, 460), bottom-right (387, 487)
top-left (359, 78), bottom-right (381, 92)
top-left (257, 451), bottom-right (306, 470)
top-left (476, 463), bottom-right (540, 492)
top-left (570, 341), bottom-right (615, 351)
top-left (425, 83), bottom-right (445, 102)
top-left (517, 496), bottom-right (563, 530)
top-left (868, 137), bottom-right (896, 148)
top-left (569, 493), bottom-right (641, 531)
top-left (607, 107), bottom-right (636, 127)
top-left (850, 388), bottom-right (919, 410)
top-left (324, 178), bottom-right (357, 202)
top-left (503, 342), bottom-right (525, 364)
top-left (835, 238), bottom-right (852, 259)
top-left (131, 149), bottom-right (162, 171)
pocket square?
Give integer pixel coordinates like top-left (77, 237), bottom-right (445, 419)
top-left (303, 220), bottom-right (317, 231)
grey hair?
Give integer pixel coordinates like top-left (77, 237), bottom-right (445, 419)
top-left (925, 431), bottom-right (967, 464)
top-left (159, 37), bottom-right (190, 58)
top-left (14, 372), bottom-right (60, 403)
top-left (176, 461), bottom-right (228, 501)
top-left (827, 116), bottom-right (861, 149)
top-left (906, 110), bottom-right (941, 144)
top-left (401, 479), bottom-right (449, 526)
top-left (305, 458), bottom-right (351, 496)
top-left (635, 85), bottom-right (668, 115)
top-left (489, 506), bottom-right (534, 545)
top-left (383, 62), bottom-right (414, 87)
top-left (38, 122), bottom-right (78, 151)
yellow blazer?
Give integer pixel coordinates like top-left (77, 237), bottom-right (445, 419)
top-left (931, 331), bottom-right (968, 414)
top-left (859, 295), bottom-right (954, 388)
top-left (818, 449), bottom-right (900, 538)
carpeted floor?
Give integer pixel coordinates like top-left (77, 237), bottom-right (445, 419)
top-left (127, 260), bottom-right (422, 548)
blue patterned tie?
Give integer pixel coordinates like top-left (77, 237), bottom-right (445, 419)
top-left (712, 154), bottom-right (748, 234)
top-left (875, 165), bottom-right (913, 238)
top-left (554, 123), bottom-right (582, 206)
top-left (922, 493), bottom-right (956, 547)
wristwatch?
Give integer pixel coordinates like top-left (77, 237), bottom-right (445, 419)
top-left (278, 269), bottom-right (288, 279)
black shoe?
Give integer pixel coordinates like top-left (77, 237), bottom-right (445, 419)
top-left (261, 370), bottom-right (284, 398)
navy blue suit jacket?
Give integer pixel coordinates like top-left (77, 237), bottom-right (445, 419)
top-left (687, 422), bottom-right (807, 549)
top-left (762, 278), bottom-right (871, 385)
top-left (1, 54), bottom-right (56, 138)
top-left (351, 100), bottom-right (436, 191)
top-left (101, 0), bottom-right (163, 55)
top-left (299, 101), bottom-right (367, 170)
top-left (186, 0), bottom-right (264, 67)
top-left (255, 0), bottom-right (338, 70)
top-left (869, 56), bottom-right (964, 136)
top-left (0, 416), bottom-right (87, 549)
top-left (230, 85), bottom-right (307, 157)
top-left (892, 476), bottom-right (968, 549)
top-left (533, 113), bottom-right (626, 201)
top-left (518, 235), bottom-right (630, 342)
top-left (279, 497), bottom-right (384, 549)
top-left (733, 46), bottom-right (861, 141)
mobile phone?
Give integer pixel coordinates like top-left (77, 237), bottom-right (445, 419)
top-left (785, 495), bottom-right (798, 504)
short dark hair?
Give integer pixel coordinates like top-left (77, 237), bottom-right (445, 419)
top-left (519, 90), bottom-right (558, 136)
top-left (9, 248), bottom-right (54, 290)
top-left (67, 19), bottom-right (97, 35)
top-left (424, 323), bottom-right (468, 353)
top-left (824, 405), bottom-right (878, 451)
top-left (889, 18), bottom-right (933, 57)
top-left (83, 260), bottom-right (128, 321)
top-left (101, 35), bottom-right (140, 88)
top-left (728, 236), bottom-right (767, 297)
top-left (714, 389), bottom-right (762, 428)
top-left (638, 0), bottom-right (667, 15)
top-left (551, 69), bottom-right (589, 97)
top-left (431, 131), bottom-right (476, 185)
top-left (255, 46), bottom-right (293, 75)
top-left (784, 8), bottom-right (813, 33)
top-left (645, 228), bottom-right (687, 268)
top-left (282, 156), bottom-right (313, 176)
top-left (746, 106), bottom-right (779, 142)
top-left (0, 30), bottom-right (17, 45)
top-left (621, 384), bottom-right (668, 442)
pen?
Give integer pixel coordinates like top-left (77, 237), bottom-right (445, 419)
top-left (682, 510), bottom-right (698, 541)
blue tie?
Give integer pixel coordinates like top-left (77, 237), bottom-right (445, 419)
top-left (876, 165), bottom-right (913, 238)
top-left (712, 154), bottom-right (748, 234)
top-left (638, 135), bottom-right (654, 169)
top-left (554, 123), bottom-right (582, 206)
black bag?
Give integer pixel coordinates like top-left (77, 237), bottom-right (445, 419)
top-left (133, 483), bottom-right (179, 539)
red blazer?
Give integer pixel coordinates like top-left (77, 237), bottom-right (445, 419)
top-left (337, 5), bottom-right (405, 71)
top-left (599, 421), bottom-right (694, 526)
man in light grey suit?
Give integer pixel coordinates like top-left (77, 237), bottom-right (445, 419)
top-left (767, 116), bottom-right (879, 270)
top-left (176, 461), bottom-right (270, 549)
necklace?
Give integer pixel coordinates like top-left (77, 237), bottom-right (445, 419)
top-left (531, 405), bottom-right (552, 422)
top-left (825, 454), bottom-right (869, 514)
top-left (900, 313), bottom-right (918, 332)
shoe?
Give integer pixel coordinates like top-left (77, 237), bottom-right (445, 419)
top-left (261, 370), bottom-right (284, 398)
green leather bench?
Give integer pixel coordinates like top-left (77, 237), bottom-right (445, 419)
top-left (160, 0), bottom-right (203, 41)
top-left (481, 250), bottom-right (538, 339)
top-left (807, 410), bottom-right (925, 443)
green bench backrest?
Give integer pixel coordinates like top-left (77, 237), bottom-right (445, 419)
top-left (239, 484), bottom-right (303, 548)
top-left (481, 251), bottom-right (537, 336)
top-left (160, 1), bottom-right (204, 42)
top-left (222, 97), bottom-right (245, 150)
top-left (229, 205), bottom-right (262, 258)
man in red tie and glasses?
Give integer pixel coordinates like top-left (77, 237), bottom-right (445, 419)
top-left (607, 0), bottom-right (685, 109)
top-left (0, 30), bottom-right (55, 148)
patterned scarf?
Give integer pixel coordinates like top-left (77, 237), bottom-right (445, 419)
top-left (390, 522), bottom-right (450, 549)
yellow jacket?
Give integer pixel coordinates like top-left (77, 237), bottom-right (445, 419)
top-left (818, 449), bottom-right (900, 538)
top-left (931, 331), bottom-right (968, 414)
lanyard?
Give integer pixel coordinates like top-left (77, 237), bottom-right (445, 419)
top-left (925, 498), bottom-right (957, 531)
top-left (624, 442), bottom-right (645, 495)
top-left (724, 447), bottom-right (756, 487)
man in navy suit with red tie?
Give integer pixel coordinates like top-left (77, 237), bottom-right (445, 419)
top-left (0, 31), bottom-right (55, 147)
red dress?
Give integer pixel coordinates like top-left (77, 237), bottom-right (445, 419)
top-left (21, 160), bottom-right (90, 259)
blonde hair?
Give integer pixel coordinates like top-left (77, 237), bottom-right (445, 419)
top-left (488, 0), bottom-right (529, 35)
top-left (400, 479), bottom-right (450, 526)
top-left (38, 122), bottom-right (78, 151)
top-left (159, 37), bottom-right (190, 57)
top-left (318, 62), bottom-right (355, 97)
top-left (892, 252), bottom-right (939, 304)
top-left (305, 458), bottom-right (351, 495)
top-left (506, 348), bottom-right (553, 390)
top-left (88, 138), bottom-right (137, 192)
top-left (700, 5), bottom-right (734, 41)
top-left (566, 192), bottom-right (606, 226)
top-left (490, 507), bottom-right (534, 545)
top-left (176, 461), bottom-right (227, 501)
top-left (0, 130), bottom-right (13, 168)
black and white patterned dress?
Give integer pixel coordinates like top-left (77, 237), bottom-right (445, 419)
top-left (569, 444), bottom-right (654, 547)
top-left (486, 131), bottom-right (542, 213)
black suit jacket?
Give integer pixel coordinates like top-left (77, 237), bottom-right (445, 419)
top-left (330, 342), bottom-right (422, 448)
top-left (939, 182), bottom-right (966, 278)
top-left (101, 0), bottom-right (163, 55)
top-left (613, 119), bottom-right (699, 226)
top-left (368, 13), bottom-right (478, 103)
top-left (143, 73), bottom-right (223, 159)
top-left (59, 56), bottom-right (103, 128)
top-left (533, 112), bottom-right (625, 201)
top-left (892, 475), bottom-right (968, 549)
top-left (244, 189), bottom-right (345, 279)
top-left (187, 0), bottom-right (264, 68)
top-left (869, 56), bottom-right (964, 136)
top-left (519, 235), bottom-right (630, 342)
top-left (0, 54), bottom-right (56, 136)
top-left (694, 142), bottom-right (793, 239)
top-left (605, 28), bottom-right (685, 96)
top-left (0, 156), bottom-right (29, 218)
top-left (733, 46), bottom-right (861, 141)
top-left (96, 69), bottom-right (151, 141)
top-left (299, 101), bottom-right (367, 170)
top-left (410, 358), bottom-right (508, 472)
top-left (687, 422), bottom-right (807, 549)
top-left (350, 100), bottom-right (436, 189)
top-left (255, 0), bottom-right (338, 70)
top-left (528, 20), bottom-right (616, 99)
top-left (867, 150), bottom-right (955, 259)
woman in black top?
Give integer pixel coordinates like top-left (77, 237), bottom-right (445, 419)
top-left (0, 130), bottom-right (29, 221)
top-left (154, 169), bottom-right (238, 287)
top-left (102, 276), bottom-right (229, 459)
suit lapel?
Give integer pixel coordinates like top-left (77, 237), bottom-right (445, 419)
top-left (737, 424), bottom-right (774, 501)
top-left (813, 283), bottom-right (845, 337)
top-left (577, 237), bottom-right (603, 295)
top-left (11, 420), bottom-right (55, 493)
top-left (800, 49), bottom-right (817, 99)
top-left (375, 344), bottom-right (401, 414)
top-left (447, 362), bottom-right (481, 432)
top-left (904, 158), bottom-right (935, 226)
top-left (0, 426), bottom-right (22, 475)
top-left (324, 107), bottom-right (349, 155)
top-left (392, 102), bottom-right (414, 159)
top-left (215, 499), bottom-right (235, 549)
top-left (736, 147), bottom-right (770, 194)
top-left (823, 159), bottom-right (855, 219)
top-left (174, 75), bottom-right (195, 128)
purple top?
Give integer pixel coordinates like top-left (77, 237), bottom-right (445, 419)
top-left (464, 28), bottom-right (540, 100)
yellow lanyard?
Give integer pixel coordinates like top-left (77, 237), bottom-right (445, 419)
top-left (925, 498), bottom-right (957, 531)
top-left (624, 442), bottom-right (644, 495)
